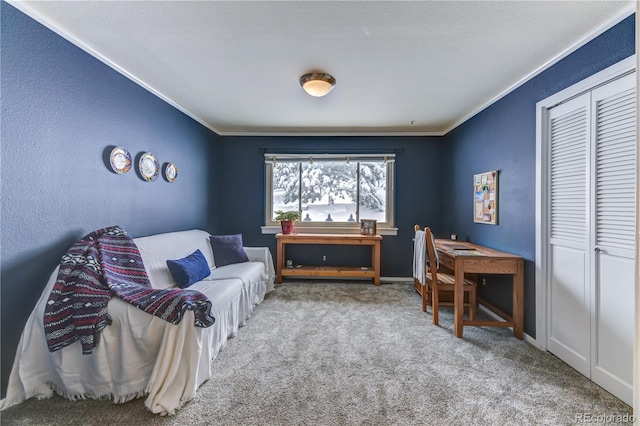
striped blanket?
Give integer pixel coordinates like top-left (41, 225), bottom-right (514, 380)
top-left (44, 226), bottom-right (214, 354)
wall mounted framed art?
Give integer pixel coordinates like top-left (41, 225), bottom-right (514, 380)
top-left (473, 170), bottom-right (498, 225)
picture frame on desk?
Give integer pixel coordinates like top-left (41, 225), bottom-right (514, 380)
top-left (360, 219), bottom-right (377, 236)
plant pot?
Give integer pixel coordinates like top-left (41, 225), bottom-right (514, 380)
top-left (280, 220), bottom-right (294, 234)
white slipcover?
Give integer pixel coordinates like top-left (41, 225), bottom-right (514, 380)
top-left (0, 229), bottom-right (275, 415)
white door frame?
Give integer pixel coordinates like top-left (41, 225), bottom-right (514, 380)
top-left (635, 11), bottom-right (640, 419)
top-left (535, 54), bottom-right (636, 351)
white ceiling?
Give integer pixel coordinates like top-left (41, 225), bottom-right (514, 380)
top-left (10, 1), bottom-right (635, 136)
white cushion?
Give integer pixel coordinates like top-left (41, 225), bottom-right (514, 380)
top-left (135, 229), bottom-right (214, 289)
top-left (207, 261), bottom-right (266, 284)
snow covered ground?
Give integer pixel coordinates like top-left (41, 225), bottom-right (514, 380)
top-left (273, 190), bottom-right (385, 222)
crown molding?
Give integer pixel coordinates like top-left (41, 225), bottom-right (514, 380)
top-left (216, 130), bottom-right (446, 137)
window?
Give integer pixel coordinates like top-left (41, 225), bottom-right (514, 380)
top-left (264, 153), bottom-right (396, 234)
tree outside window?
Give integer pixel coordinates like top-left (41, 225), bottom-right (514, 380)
top-left (271, 159), bottom-right (388, 224)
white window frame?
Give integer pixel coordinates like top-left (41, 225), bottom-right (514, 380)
top-left (262, 153), bottom-right (398, 235)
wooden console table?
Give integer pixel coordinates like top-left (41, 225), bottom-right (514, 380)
top-left (276, 233), bottom-right (382, 285)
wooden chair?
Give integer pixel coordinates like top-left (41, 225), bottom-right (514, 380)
top-left (413, 225), bottom-right (477, 325)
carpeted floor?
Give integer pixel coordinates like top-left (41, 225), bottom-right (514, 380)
top-left (1, 281), bottom-right (633, 425)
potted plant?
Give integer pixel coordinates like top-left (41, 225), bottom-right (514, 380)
top-left (274, 210), bottom-right (301, 234)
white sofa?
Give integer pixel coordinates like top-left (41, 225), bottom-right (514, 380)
top-left (1, 229), bottom-right (275, 415)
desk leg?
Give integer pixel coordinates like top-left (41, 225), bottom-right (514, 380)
top-left (454, 258), bottom-right (464, 338)
top-left (373, 240), bottom-right (381, 285)
top-left (513, 259), bottom-right (524, 339)
top-left (276, 239), bottom-right (284, 284)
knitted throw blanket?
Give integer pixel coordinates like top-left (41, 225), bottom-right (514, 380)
top-left (44, 226), bottom-right (215, 354)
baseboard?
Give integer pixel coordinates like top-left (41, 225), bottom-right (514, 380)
top-left (477, 304), bottom-right (542, 350)
top-left (276, 276), bottom-right (413, 282)
top-left (381, 276), bottom-right (413, 282)
top-left (524, 333), bottom-right (543, 350)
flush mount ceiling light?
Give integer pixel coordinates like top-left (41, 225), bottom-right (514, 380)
top-left (299, 73), bottom-right (336, 97)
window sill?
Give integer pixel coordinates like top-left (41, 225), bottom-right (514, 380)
top-left (261, 225), bottom-right (398, 236)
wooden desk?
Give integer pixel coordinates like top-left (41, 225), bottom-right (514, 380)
top-left (276, 233), bottom-right (382, 285)
top-left (435, 239), bottom-right (524, 339)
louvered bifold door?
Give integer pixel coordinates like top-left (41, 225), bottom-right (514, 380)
top-left (590, 72), bottom-right (636, 404)
top-left (547, 92), bottom-right (591, 378)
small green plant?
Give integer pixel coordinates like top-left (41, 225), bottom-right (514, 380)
top-left (274, 210), bottom-right (301, 222)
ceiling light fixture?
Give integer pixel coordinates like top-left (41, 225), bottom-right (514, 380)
top-left (299, 73), bottom-right (336, 97)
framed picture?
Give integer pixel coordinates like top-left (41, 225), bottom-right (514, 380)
top-left (473, 171), bottom-right (498, 225)
top-left (360, 219), bottom-right (377, 236)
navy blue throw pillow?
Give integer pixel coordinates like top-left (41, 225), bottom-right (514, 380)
top-left (209, 234), bottom-right (249, 267)
top-left (166, 249), bottom-right (211, 288)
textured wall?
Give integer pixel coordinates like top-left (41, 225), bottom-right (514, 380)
top-left (1, 3), bottom-right (218, 396)
top-left (212, 136), bottom-right (444, 278)
top-left (1, 0), bottom-right (635, 399)
top-left (442, 14), bottom-right (635, 338)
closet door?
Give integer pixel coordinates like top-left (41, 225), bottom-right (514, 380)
top-left (547, 93), bottom-right (591, 378)
top-left (590, 73), bottom-right (636, 403)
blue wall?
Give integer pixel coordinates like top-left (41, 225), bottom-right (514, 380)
top-left (0, 3), bottom-right (219, 396)
top-left (213, 136), bottom-right (445, 276)
top-left (1, 0), bottom-right (635, 399)
top-left (442, 15), bottom-right (635, 338)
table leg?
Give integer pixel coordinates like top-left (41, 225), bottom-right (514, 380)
top-left (454, 258), bottom-right (464, 337)
top-left (276, 239), bottom-right (283, 284)
top-left (373, 240), bottom-right (381, 285)
top-left (513, 259), bottom-right (524, 339)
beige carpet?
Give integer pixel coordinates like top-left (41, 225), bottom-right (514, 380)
top-left (1, 281), bottom-right (632, 425)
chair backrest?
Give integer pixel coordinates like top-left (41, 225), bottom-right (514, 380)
top-left (424, 227), bottom-right (440, 274)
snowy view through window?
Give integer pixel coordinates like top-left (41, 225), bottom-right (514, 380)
top-left (272, 161), bottom-right (387, 223)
